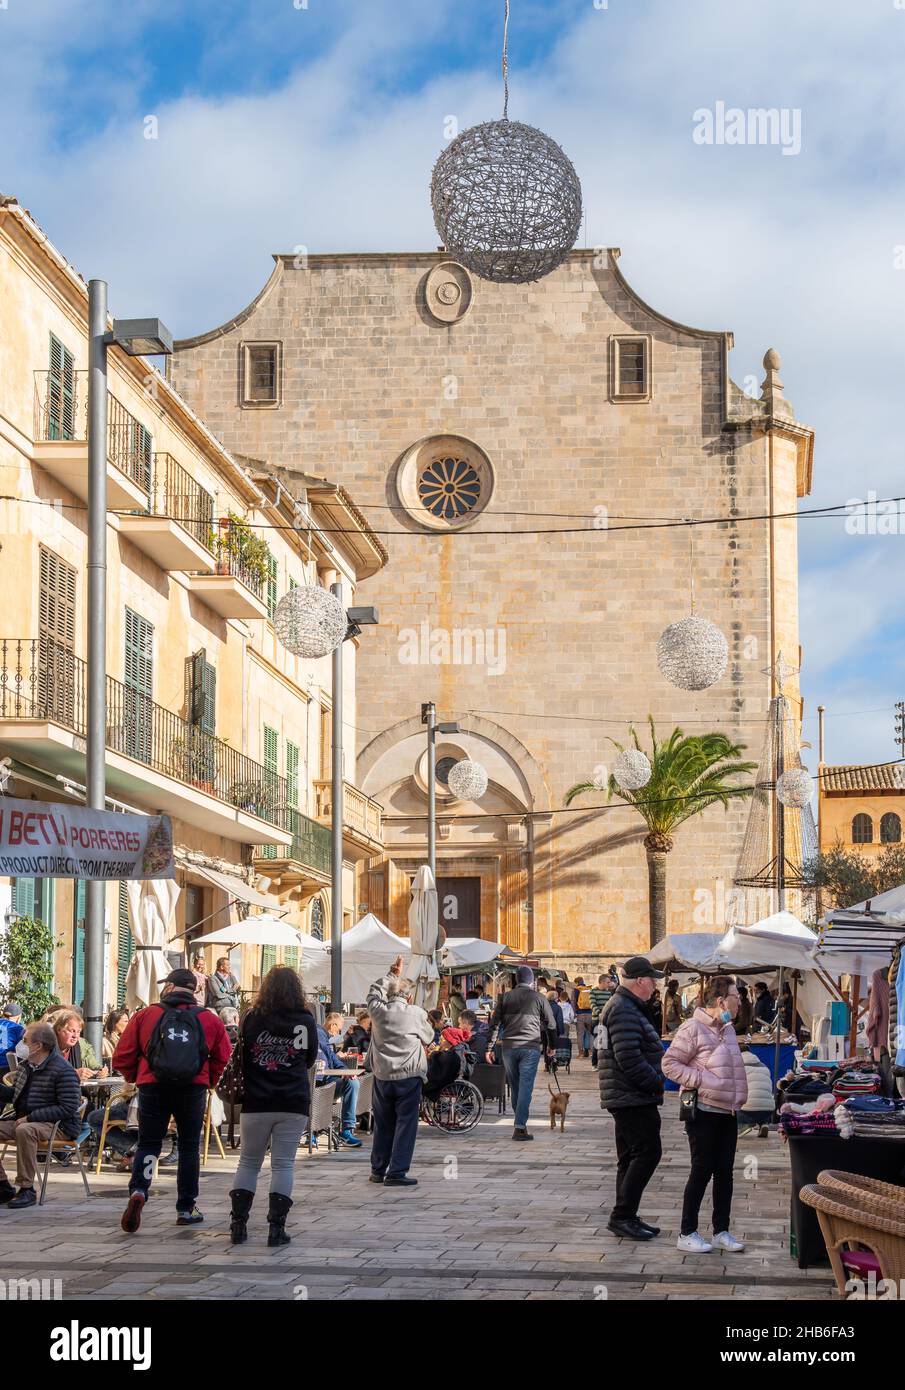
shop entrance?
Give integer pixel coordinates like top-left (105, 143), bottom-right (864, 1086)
top-left (436, 876), bottom-right (481, 939)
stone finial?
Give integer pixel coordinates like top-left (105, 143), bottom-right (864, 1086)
top-left (760, 347), bottom-right (792, 416)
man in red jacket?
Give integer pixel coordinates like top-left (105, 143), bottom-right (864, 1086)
top-left (113, 968), bottom-right (232, 1234)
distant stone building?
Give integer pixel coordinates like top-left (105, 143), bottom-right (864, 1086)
top-left (818, 764), bottom-right (905, 859)
top-left (169, 248), bottom-right (814, 971)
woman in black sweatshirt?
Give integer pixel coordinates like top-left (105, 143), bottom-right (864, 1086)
top-left (228, 965), bottom-right (319, 1247)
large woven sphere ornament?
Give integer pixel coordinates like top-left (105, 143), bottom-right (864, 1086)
top-left (430, 0), bottom-right (582, 284)
top-left (656, 615), bottom-right (729, 692)
top-left (776, 766), bottom-right (813, 809)
top-left (274, 586), bottom-right (348, 659)
top-left (446, 758), bottom-right (489, 801)
top-left (613, 749), bottom-right (652, 792)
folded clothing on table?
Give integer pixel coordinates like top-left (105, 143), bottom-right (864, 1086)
top-left (780, 1110), bottom-right (838, 1136)
top-left (835, 1098), bottom-right (905, 1140)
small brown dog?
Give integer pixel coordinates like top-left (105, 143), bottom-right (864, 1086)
top-left (548, 1083), bottom-right (571, 1132)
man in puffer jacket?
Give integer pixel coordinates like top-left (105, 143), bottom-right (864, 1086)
top-left (598, 957), bottom-right (666, 1241)
top-left (0, 1022), bottom-right (82, 1209)
top-left (661, 974), bottom-right (748, 1255)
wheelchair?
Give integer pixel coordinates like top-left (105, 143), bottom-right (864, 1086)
top-left (420, 1078), bottom-right (485, 1133)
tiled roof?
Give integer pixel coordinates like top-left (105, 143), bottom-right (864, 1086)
top-left (820, 764), bottom-right (905, 793)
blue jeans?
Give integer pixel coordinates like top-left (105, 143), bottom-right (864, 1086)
top-left (129, 1083), bottom-right (207, 1211)
top-left (371, 1077), bottom-right (422, 1180)
top-left (503, 1046), bottom-right (542, 1129)
top-left (320, 1074), bottom-right (359, 1131)
top-left (577, 1016), bottom-right (593, 1053)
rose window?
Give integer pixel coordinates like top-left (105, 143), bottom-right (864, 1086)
top-left (417, 456), bottom-right (482, 522)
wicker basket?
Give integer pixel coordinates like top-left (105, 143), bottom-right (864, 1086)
top-left (818, 1169), bottom-right (905, 1215)
top-left (800, 1181), bottom-right (905, 1294)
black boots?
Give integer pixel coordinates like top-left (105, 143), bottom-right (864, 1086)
top-left (267, 1192), bottom-right (293, 1247)
top-left (229, 1188), bottom-right (255, 1245)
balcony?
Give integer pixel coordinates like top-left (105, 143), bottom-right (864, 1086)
top-left (186, 519), bottom-right (269, 621)
top-left (253, 809), bottom-right (333, 890)
top-left (0, 636), bottom-right (292, 848)
top-left (313, 779), bottom-right (384, 861)
top-left (117, 454), bottom-right (216, 573)
top-left (32, 372), bottom-right (152, 511)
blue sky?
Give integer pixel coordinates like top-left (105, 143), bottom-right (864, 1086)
top-left (2, 0), bottom-right (904, 768)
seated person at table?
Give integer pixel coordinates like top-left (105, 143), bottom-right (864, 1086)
top-left (206, 958), bottom-right (240, 1016)
top-left (102, 1008), bottom-right (130, 1066)
top-left (345, 1009), bottom-right (372, 1057)
top-left (219, 1007), bottom-right (241, 1048)
top-left (427, 1009), bottom-right (447, 1045)
top-left (0, 1022), bottom-right (82, 1209)
top-left (87, 1082), bottom-right (138, 1167)
top-left (0, 1002), bottom-right (25, 1075)
top-left (316, 1012), bottom-right (363, 1147)
top-left (50, 1009), bottom-right (107, 1081)
top-left (424, 1027), bottom-right (473, 1101)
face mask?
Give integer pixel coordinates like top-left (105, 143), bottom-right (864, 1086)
top-left (14, 1040), bottom-right (31, 1060)
top-left (719, 1008), bottom-right (733, 1024)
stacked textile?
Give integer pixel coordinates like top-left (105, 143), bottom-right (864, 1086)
top-left (832, 1069), bottom-right (883, 1102)
top-left (834, 1095), bottom-right (905, 1141)
top-left (779, 1095), bottom-right (838, 1136)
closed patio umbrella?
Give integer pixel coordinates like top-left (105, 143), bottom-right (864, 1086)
top-left (408, 865), bottom-right (440, 1008)
top-left (124, 878), bottom-right (180, 1010)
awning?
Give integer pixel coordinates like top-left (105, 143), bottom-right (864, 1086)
top-left (190, 864), bottom-right (281, 911)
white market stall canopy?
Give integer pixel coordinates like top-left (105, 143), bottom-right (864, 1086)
top-left (648, 933), bottom-right (728, 974)
top-left (303, 913), bottom-right (411, 1002)
top-left (718, 912), bottom-right (820, 972)
top-left (441, 937), bottom-right (508, 971)
top-left (818, 881), bottom-right (905, 965)
top-left (190, 915), bottom-right (327, 962)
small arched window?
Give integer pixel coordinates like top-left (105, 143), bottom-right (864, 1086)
top-left (310, 897), bottom-right (325, 941)
top-left (852, 813), bottom-right (873, 845)
top-left (881, 812), bottom-right (902, 844)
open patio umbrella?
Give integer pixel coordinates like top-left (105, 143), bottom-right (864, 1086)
top-left (408, 865), bottom-right (440, 1008)
top-left (124, 878), bottom-right (180, 1010)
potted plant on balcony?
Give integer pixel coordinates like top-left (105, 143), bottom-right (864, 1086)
top-left (228, 778), bottom-right (274, 818)
top-left (211, 514), bottom-right (270, 591)
top-left (170, 730), bottom-right (216, 795)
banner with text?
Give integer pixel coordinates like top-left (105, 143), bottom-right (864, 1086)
top-left (0, 798), bottom-right (174, 880)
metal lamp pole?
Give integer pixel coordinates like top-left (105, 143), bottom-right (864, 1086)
top-left (83, 301), bottom-right (173, 1058)
top-left (421, 702), bottom-right (459, 880)
top-left (84, 281), bottom-right (108, 1060)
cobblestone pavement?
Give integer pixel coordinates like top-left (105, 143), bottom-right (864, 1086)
top-left (0, 1063), bottom-right (836, 1301)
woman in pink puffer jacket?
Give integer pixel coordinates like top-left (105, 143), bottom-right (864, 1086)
top-left (661, 974), bottom-right (748, 1254)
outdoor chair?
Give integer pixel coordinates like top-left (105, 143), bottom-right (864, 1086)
top-left (818, 1169), bottom-right (905, 1211)
top-left (471, 1061), bottom-right (507, 1114)
top-left (201, 1088), bottom-right (227, 1165)
top-left (356, 1072), bottom-right (375, 1132)
top-left (306, 1066), bottom-right (337, 1154)
top-left (799, 1181), bottom-right (905, 1295)
top-left (1, 1099), bottom-right (92, 1205)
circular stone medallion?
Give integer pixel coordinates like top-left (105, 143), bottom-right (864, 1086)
top-left (425, 260), bottom-right (473, 324)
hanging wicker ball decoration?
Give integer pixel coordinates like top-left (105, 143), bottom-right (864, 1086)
top-left (613, 749), bottom-right (652, 792)
top-left (274, 586), bottom-right (348, 659)
top-left (431, 119), bottom-right (582, 284)
top-left (776, 766), bottom-right (813, 808)
top-left (446, 758), bottom-right (489, 801)
top-left (656, 615), bottom-right (729, 691)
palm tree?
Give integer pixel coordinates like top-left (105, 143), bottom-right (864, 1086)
top-left (564, 718), bottom-right (756, 949)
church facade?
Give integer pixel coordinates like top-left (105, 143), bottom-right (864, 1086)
top-left (168, 248), bottom-right (813, 973)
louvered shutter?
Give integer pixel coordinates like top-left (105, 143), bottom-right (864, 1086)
top-left (73, 879), bottom-right (86, 1006)
top-left (262, 943), bottom-right (277, 974)
top-left (124, 609), bottom-right (153, 763)
top-left (48, 334), bottom-right (75, 440)
top-left (190, 649), bottom-right (216, 734)
top-left (286, 740), bottom-right (300, 808)
top-left (117, 882), bottom-right (133, 1008)
top-left (267, 555), bottom-right (278, 622)
top-left (13, 878), bottom-right (36, 918)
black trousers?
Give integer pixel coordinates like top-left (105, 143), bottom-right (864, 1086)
top-left (680, 1109), bottom-right (738, 1236)
top-left (371, 1077), bottom-right (423, 1180)
top-left (129, 1083), bottom-right (207, 1211)
top-left (609, 1104), bottom-right (662, 1220)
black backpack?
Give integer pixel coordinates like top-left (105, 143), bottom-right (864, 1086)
top-left (146, 1001), bottom-right (209, 1084)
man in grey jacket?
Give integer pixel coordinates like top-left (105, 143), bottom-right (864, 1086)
top-left (366, 955), bottom-right (434, 1187)
top-left (487, 966), bottom-right (558, 1140)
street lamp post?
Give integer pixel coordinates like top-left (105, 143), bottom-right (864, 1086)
top-left (83, 285), bottom-right (172, 1058)
top-left (420, 702), bottom-right (459, 880)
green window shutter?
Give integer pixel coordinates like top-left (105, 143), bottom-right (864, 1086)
top-left (117, 882), bottom-right (133, 1008)
top-left (259, 726), bottom-right (279, 860)
top-left (266, 555), bottom-right (278, 622)
top-left (263, 725), bottom-right (278, 773)
top-left (73, 880), bottom-right (86, 1007)
top-left (190, 649), bottom-right (216, 735)
top-left (286, 740), bottom-right (299, 808)
top-left (284, 946), bottom-right (299, 970)
top-left (48, 334), bottom-right (75, 440)
top-left (13, 878), bottom-right (36, 918)
top-left (262, 944), bottom-right (277, 974)
top-left (124, 609), bottom-right (154, 763)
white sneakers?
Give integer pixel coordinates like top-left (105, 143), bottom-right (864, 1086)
top-left (713, 1230), bottom-right (746, 1251)
top-left (677, 1230), bottom-right (746, 1253)
top-left (677, 1231), bottom-right (713, 1253)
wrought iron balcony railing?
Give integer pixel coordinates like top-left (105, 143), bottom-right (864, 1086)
top-left (148, 454), bottom-right (215, 551)
top-left (0, 635), bottom-right (290, 830)
top-left (255, 809), bottom-right (332, 877)
top-left (34, 372), bottom-right (155, 495)
top-left (208, 519), bottom-right (267, 600)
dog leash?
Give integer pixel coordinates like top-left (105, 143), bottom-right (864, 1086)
top-left (549, 1059), bottom-right (563, 1094)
